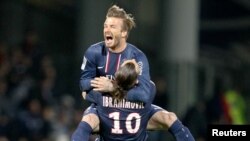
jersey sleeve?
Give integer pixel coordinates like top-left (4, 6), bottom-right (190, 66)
top-left (79, 46), bottom-right (97, 91)
top-left (126, 52), bottom-right (156, 103)
top-left (85, 90), bottom-right (101, 104)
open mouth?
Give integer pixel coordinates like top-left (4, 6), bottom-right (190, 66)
top-left (106, 35), bottom-right (113, 40)
top-left (105, 35), bottom-right (113, 45)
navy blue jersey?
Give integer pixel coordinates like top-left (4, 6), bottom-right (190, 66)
top-left (86, 81), bottom-right (156, 141)
top-left (80, 41), bottom-right (154, 103)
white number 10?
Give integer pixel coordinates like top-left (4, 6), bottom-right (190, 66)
top-left (109, 112), bottom-right (141, 134)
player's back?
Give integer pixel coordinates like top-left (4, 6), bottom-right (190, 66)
top-left (96, 94), bottom-right (151, 141)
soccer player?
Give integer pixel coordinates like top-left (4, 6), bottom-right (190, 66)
top-left (71, 5), bottom-right (194, 141)
top-left (82, 60), bottom-right (156, 140)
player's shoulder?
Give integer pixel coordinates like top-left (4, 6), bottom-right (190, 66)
top-left (126, 43), bottom-right (147, 60)
top-left (126, 43), bottom-right (144, 54)
top-left (86, 41), bottom-right (105, 53)
top-left (88, 41), bottom-right (105, 51)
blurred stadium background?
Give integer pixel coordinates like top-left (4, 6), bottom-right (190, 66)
top-left (0, 0), bottom-right (249, 141)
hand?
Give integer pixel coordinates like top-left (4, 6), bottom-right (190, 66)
top-left (91, 76), bottom-right (114, 92)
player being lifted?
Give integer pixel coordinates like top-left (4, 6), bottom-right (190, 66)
top-left (71, 4), bottom-right (195, 141)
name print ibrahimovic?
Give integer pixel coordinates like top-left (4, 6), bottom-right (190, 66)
top-left (102, 96), bottom-right (144, 109)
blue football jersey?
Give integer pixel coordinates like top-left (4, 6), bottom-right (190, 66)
top-left (86, 80), bottom-right (156, 141)
top-left (80, 41), bottom-right (154, 103)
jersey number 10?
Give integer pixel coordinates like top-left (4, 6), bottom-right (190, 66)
top-left (109, 112), bottom-right (141, 134)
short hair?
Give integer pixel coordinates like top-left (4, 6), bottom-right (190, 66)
top-left (106, 5), bottom-right (136, 33)
top-left (111, 62), bottom-right (138, 100)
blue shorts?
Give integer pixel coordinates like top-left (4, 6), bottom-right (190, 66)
top-left (83, 103), bottom-right (164, 118)
top-left (83, 103), bottom-right (98, 116)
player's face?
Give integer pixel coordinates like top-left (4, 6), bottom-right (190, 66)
top-left (103, 17), bottom-right (127, 50)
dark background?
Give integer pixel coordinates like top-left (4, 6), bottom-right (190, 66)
top-left (0, 0), bottom-right (249, 141)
